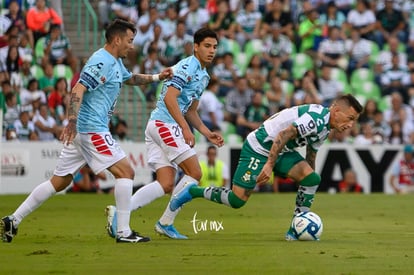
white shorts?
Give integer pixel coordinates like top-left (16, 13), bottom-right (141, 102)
top-left (54, 132), bottom-right (126, 176)
top-left (145, 120), bottom-right (196, 171)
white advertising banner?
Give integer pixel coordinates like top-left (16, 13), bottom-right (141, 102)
top-left (0, 142), bottom-right (406, 194)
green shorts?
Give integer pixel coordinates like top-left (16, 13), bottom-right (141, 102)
top-left (232, 142), bottom-right (305, 190)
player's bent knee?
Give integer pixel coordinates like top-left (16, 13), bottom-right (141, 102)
top-left (228, 192), bottom-right (246, 209)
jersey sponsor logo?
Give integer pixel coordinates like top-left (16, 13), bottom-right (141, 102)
top-left (155, 120), bottom-right (178, 148)
top-left (91, 134), bottom-right (113, 156)
top-left (241, 171), bottom-right (251, 182)
top-left (87, 62), bottom-right (103, 78)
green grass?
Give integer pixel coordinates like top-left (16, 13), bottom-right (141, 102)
top-left (1, 193), bottom-right (414, 274)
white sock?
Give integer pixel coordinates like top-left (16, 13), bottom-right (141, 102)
top-left (130, 181), bottom-right (165, 211)
top-left (158, 175), bottom-right (197, 225)
top-left (114, 178), bottom-right (133, 237)
top-left (12, 180), bottom-right (56, 226)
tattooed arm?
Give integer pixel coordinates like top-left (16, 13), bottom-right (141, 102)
top-left (256, 124), bottom-right (298, 185)
top-left (305, 145), bottom-right (317, 170)
top-left (124, 67), bottom-right (173, 86)
top-left (60, 82), bottom-right (87, 145)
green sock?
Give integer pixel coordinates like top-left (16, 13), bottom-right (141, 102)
top-left (190, 186), bottom-right (246, 209)
top-left (294, 172), bottom-right (320, 214)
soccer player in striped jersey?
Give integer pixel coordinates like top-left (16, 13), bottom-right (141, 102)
top-left (170, 94), bottom-right (363, 240)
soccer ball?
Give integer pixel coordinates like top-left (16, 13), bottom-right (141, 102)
top-left (291, 211), bottom-right (323, 241)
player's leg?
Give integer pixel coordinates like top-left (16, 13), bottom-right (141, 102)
top-left (1, 143), bottom-right (84, 243)
top-left (169, 142), bottom-right (265, 210)
top-left (287, 161), bottom-right (320, 215)
top-left (156, 154), bottom-right (201, 239)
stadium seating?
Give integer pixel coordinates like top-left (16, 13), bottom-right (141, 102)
top-left (53, 64), bottom-right (73, 89)
top-left (292, 53), bottom-right (313, 79)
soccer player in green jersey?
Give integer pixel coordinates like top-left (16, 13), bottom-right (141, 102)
top-left (169, 94), bottom-right (363, 240)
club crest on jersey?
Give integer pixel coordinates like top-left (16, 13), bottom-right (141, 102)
top-left (100, 76), bottom-right (106, 83)
top-left (242, 171), bottom-right (252, 182)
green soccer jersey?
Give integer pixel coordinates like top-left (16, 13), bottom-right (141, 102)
top-left (246, 104), bottom-right (331, 155)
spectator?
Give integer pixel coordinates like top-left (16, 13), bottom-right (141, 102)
top-left (374, 0), bottom-right (407, 49)
top-left (43, 24), bottom-right (77, 73)
top-left (2, 45), bottom-right (22, 83)
top-left (212, 52), bottom-right (242, 98)
top-left (358, 98), bottom-right (379, 123)
top-left (387, 119), bottom-right (404, 144)
top-left (142, 24), bottom-right (167, 62)
top-left (371, 109), bottom-right (391, 140)
top-left (346, 0), bottom-right (376, 41)
top-left (224, 76), bottom-right (254, 126)
top-left (164, 20), bottom-right (193, 66)
top-left (236, 91), bottom-right (270, 140)
top-left (262, 0), bottom-right (294, 41)
top-left (5, 0), bottom-right (27, 37)
top-left (69, 165), bottom-right (106, 193)
top-left (353, 121), bottom-right (377, 145)
top-left (178, 0), bottom-right (209, 35)
top-left (319, 1), bottom-right (347, 39)
top-left (234, 0), bottom-right (262, 47)
top-left (389, 144), bottom-right (414, 193)
top-left (198, 78), bottom-right (224, 132)
top-left (13, 110), bottom-right (35, 141)
top-left (112, 119), bottom-right (130, 142)
top-left (338, 169), bottom-right (364, 193)
top-left (140, 45), bottom-right (164, 101)
top-left (0, 6), bottom-right (12, 48)
top-left (345, 27), bottom-right (372, 76)
top-left (318, 26), bottom-right (348, 69)
top-left (199, 145), bottom-right (230, 188)
top-left (334, 0), bottom-right (354, 16)
top-left (47, 77), bottom-right (67, 121)
top-left (208, 0), bottom-right (236, 39)
top-left (245, 54), bottom-right (268, 92)
top-left (3, 92), bottom-right (20, 129)
top-left (293, 71), bottom-right (322, 105)
top-left (4, 124), bottom-right (18, 141)
top-left (375, 36), bottom-right (408, 81)
top-left (32, 103), bottom-right (57, 141)
top-left (317, 65), bottom-right (343, 106)
top-left (380, 54), bottom-right (410, 100)
top-left (97, 0), bottom-right (113, 29)
top-left (20, 78), bottom-right (46, 107)
top-left (262, 23), bottom-right (294, 77)
top-left (265, 76), bottom-right (292, 114)
top-left (38, 62), bottom-right (57, 95)
top-left (17, 54), bottom-right (34, 89)
top-left (158, 4), bottom-right (178, 40)
top-left (110, 0), bottom-right (138, 24)
top-left (26, 0), bottom-right (63, 43)
top-left (298, 8), bottom-right (323, 57)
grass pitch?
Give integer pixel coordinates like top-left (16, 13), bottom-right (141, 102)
top-left (0, 193), bottom-right (413, 275)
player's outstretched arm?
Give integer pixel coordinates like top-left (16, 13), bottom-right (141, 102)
top-left (60, 82), bottom-right (87, 145)
top-left (256, 125), bottom-right (298, 185)
top-left (125, 67), bottom-right (173, 85)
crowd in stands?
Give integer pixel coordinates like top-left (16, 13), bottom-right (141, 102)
top-left (2, 0), bottom-right (414, 146)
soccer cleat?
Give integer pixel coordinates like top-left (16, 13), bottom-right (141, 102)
top-left (105, 205), bottom-right (117, 238)
top-left (154, 221), bottom-right (188, 239)
top-left (0, 216), bottom-right (18, 243)
top-left (285, 226), bottom-right (298, 241)
top-left (169, 182), bottom-right (197, 211)
top-left (116, 231), bottom-right (151, 243)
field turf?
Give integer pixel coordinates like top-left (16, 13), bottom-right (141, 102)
top-left (0, 193), bottom-right (413, 274)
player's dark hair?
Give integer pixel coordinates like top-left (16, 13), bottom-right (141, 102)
top-left (336, 94), bottom-right (363, 114)
top-left (193, 28), bottom-right (218, 45)
top-left (105, 19), bottom-right (136, 43)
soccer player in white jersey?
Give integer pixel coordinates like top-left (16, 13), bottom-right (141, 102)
top-left (105, 28), bottom-right (224, 240)
top-left (170, 94), bottom-right (363, 240)
top-left (0, 19), bottom-right (173, 243)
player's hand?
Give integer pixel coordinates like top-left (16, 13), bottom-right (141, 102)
top-left (159, 67), bottom-right (173, 81)
top-left (256, 162), bottom-right (272, 186)
top-left (207, 132), bottom-right (224, 147)
top-left (182, 127), bottom-right (195, 148)
top-left (60, 120), bottom-right (77, 146)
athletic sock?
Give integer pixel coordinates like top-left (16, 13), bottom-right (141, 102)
top-left (294, 172), bottom-right (321, 214)
top-left (130, 181), bottom-right (165, 211)
top-left (12, 180), bottom-right (56, 226)
top-left (158, 175), bottom-right (197, 225)
top-left (190, 186), bottom-right (246, 209)
top-left (114, 178), bottom-right (133, 237)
